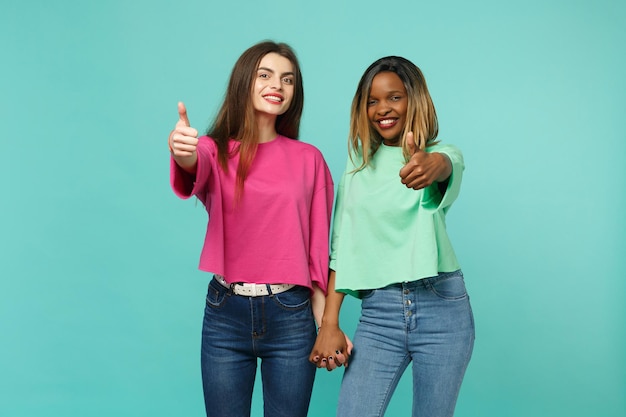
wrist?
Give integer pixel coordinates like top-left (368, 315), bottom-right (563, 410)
top-left (321, 319), bottom-right (340, 328)
top-left (168, 131), bottom-right (175, 153)
top-left (174, 153), bottom-right (198, 174)
top-left (436, 152), bottom-right (452, 182)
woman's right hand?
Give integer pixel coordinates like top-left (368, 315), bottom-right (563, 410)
top-left (309, 325), bottom-right (353, 371)
top-left (169, 102), bottom-right (199, 172)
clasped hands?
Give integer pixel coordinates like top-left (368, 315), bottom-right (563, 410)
top-left (309, 325), bottom-right (353, 371)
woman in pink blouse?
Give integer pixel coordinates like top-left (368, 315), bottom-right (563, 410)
top-left (168, 41), bottom-right (334, 417)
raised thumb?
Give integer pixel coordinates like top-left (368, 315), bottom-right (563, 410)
top-left (406, 131), bottom-right (418, 155)
top-left (177, 101), bottom-right (190, 127)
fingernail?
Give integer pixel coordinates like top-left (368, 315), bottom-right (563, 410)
top-left (335, 350), bottom-right (340, 355)
top-left (329, 356), bottom-right (334, 361)
top-left (313, 356), bottom-right (319, 362)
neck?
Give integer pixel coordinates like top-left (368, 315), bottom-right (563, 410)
top-left (382, 138), bottom-right (400, 147)
top-left (256, 113), bottom-right (278, 143)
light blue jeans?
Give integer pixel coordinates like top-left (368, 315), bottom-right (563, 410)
top-left (337, 270), bottom-right (475, 417)
top-left (200, 277), bottom-right (317, 417)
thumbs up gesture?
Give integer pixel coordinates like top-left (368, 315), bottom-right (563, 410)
top-left (168, 102), bottom-right (199, 172)
top-left (399, 132), bottom-right (451, 190)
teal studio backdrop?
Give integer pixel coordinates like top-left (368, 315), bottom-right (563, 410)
top-left (1, 0), bottom-right (624, 416)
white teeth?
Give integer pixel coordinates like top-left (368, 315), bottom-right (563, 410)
top-left (265, 95), bottom-right (282, 102)
top-left (379, 119), bottom-right (395, 126)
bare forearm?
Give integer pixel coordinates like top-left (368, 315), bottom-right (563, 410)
top-left (321, 270), bottom-right (345, 327)
top-left (435, 152), bottom-right (452, 182)
top-left (173, 153), bottom-right (198, 174)
top-left (311, 283), bottom-right (325, 328)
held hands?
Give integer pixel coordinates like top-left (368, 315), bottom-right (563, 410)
top-left (399, 132), bottom-right (451, 190)
top-left (309, 325), bottom-right (353, 371)
top-left (169, 102), bottom-right (199, 172)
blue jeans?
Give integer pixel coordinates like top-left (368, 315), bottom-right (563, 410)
top-left (200, 277), bottom-right (317, 417)
top-left (337, 270), bottom-right (475, 417)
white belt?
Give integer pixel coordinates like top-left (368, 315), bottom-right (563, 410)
top-left (214, 274), bottom-right (295, 297)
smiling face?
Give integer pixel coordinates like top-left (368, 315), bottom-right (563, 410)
top-left (252, 52), bottom-right (295, 118)
top-left (367, 71), bottom-right (408, 146)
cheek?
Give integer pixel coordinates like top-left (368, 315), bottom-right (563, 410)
top-left (397, 103), bottom-right (408, 117)
top-left (285, 86), bottom-right (296, 103)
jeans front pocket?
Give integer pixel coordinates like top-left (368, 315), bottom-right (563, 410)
top-left (426, 270), bottom-right (468, 301)
top-left (206, 278), bottom-right (229, 308)
top-left (271, 286), bottom-right (310, 310)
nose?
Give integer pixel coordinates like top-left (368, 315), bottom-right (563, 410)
top-left (270, 76), bottom-right (282, 90)
top-left (374, 103), bottom-right (391, 115)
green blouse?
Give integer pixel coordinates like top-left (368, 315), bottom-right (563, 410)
top-left (330, 143), bottom-right (465, 298)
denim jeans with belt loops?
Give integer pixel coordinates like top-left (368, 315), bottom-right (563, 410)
top-left (337, 270), bottom-right (475, 417)
top-left (200, 276), bottom-right (317, 417)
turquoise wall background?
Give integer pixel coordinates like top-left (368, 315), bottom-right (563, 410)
top-left (2, 0), bottom-right (624, 416)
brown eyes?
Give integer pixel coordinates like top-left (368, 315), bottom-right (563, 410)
top-left (257, 72), bottom-right (294, 85)
top-left (368, 96), bottom-right (403, 105)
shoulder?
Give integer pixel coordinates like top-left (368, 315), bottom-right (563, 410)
top-left (427, 142), bottom-right (462, 157)
top-left (427, 142), bottom-right (463, 164)
top-left (197, 135), bottom-right (239, 157)
top-left (279, 136), bottom-right (326, 160)
top-left (427, 142), bottom-right (460, 153)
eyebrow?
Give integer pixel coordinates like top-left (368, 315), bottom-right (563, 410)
top-left (257, 67), bottom-right (295, 77)
top-left (368, 90), bottom-right (405, 97)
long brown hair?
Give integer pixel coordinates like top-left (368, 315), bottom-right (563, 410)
top-left (207, 41), bottom-right (304, 200)
top-left (349, 56), bottom-right (438, 170)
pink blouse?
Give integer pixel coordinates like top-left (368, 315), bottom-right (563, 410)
top-left (170, 135), bottom-right (333, 293)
